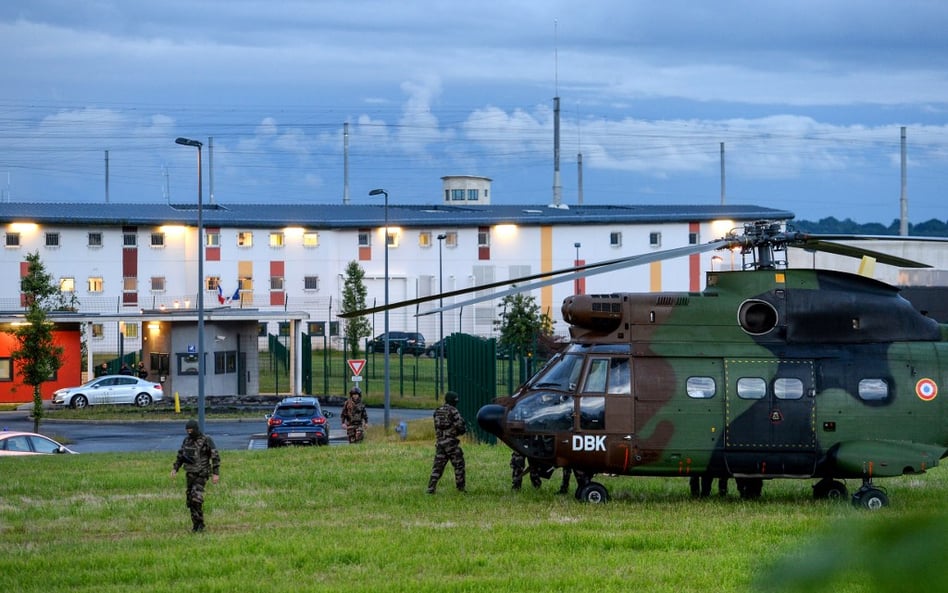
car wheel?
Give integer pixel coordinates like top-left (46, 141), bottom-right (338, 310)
top-left (134, 393), bottom-right (153, 407)
top-left (71, 395), bottom-right (88, 409)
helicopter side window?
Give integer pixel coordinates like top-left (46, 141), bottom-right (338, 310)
top-left (774, 377), bottom-right (804, 400)
top-left (510, 392), bottom-right (574, 431)
top-left (686, 376), bottom-right (716, 399)
top-left (737, 377), bottom-right (767, 399)
top-left (582, 359), bottom-right (609, 393)
top-left (579, 396), bottom-right (605, 430)
top-left (607, 358), bottom-right (631, 395)
top-left (857, 379), bottom-right (889, 401)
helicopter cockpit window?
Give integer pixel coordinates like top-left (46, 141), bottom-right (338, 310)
top-left (858, 379), bottom-right (889, 401)
top-left (582, 359), bottom-right (608, 393)
top-left (608, 358), bottom-right (631, 394)
top-left (580, 396), bottom-right (605, 430)
top-left (737, 377), bottom-right (767, 399)
top-left (686, 377), bottom-right (716, 399)
top-left (526, 353), bottom-right (584, 392)
top-left (509, 392), bottom-right (574, 431)
top-left (774, 377), bottom-right (804, 400)
top-left (582, 357), bottom-right (631, 395)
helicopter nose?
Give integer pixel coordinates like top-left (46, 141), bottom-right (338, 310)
top-left (477, 404), bottom-right (506, 437)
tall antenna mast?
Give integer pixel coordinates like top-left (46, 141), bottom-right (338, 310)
top-left (343, 122), bottom-right (350, 205)
top-left (551, 19), bottom-right (562, 208)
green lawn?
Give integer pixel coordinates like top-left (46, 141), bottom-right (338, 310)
top-left (2, 429), bottom-right (945, 593)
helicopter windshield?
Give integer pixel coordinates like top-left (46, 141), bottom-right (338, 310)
top-left (524, 353), bottom-right (584, 392)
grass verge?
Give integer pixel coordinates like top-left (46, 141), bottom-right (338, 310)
top-left (2, 439), bottom-right (945, 593)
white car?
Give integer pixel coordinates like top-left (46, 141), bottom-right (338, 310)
top-left (0, 431), bottom-right (77, 456)
top-left (52, 375), bottom-right (164, 409)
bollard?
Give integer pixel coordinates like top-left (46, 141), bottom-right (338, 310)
top-left (395, 421), bottom-right (407, 440)
top-left (174, 391), bottom-right (181, 414)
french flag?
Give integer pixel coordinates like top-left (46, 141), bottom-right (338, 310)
top-left (230, 287), bottom-right (240, 302)
top-left (217, 285), bottom-right (225, 304)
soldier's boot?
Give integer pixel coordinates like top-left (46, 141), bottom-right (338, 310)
top-left (456, 481), bottom-right (466, 492)
top-left (426, 479), bottom-right (437, 494)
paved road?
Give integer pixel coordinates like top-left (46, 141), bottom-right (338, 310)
top-left (0, 405), bottom-right (432, 453)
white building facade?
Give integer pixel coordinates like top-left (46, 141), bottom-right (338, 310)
top-left (1, 200), bottom-right (794, 355)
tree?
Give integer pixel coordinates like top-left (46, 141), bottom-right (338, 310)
top-left (340, 260), bottom-right (372, 358)
top-left (9, 252), bottom-right (75, 432)
top-left (494, 290), bottom-right (554, 359)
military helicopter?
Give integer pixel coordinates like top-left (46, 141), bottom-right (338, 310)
top-left (342, 220), bottom-right (948, 509)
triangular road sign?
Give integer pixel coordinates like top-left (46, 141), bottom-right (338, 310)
top-left (347, 359), bottom-right (366, 376)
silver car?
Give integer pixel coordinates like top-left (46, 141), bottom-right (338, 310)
top-left (52, 375), bottom-right (164, 409)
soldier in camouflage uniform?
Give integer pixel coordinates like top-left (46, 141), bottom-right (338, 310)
top-left (171, 419), bottom-right (221, 532)
top-left (510, 451), bottom-right (542, 490)
top-left (426, 391), bottom-right (466, 494)
top-left (341, 387), bottom-right (368, 443)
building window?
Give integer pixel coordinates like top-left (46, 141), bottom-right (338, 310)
top-left (467, 189), bottom-right (478, 201)
top-left (386, 229), bottom-right (398, 248)
top-left (270, 276), bottom-right (284, 291)
top-left (444, 231), bottom-right (458, 247)
top-left (0, 358), bottom-right (11, 381)
top-left (206, 276), bottom-right (220, 291)
top-left (419, 231), bottom-right (432, 248)
top-left (303, 231), bottom-right (319, 248)
top-left (478, 228), bottom-right (490, 247)
top-left (269, 232), bottom-right (284, 248)
top-left (123, 233), bottom-right (137, 247)
top-left (304, 276), bottom-right (320, 291)
top-left (45, 232), bottom-right (60, 248)
top-left (88, 232), bottom-right (103, 247)
top-left (91, 323), bottom-right (104, 338)
top-left (649, 232), bottom-right (662, 247)
top-left (60, 278), bottom-right (75, 293)
top-left (121, 323), bottom-right (139, 339)
top-left (5, 232), bottom-right (20, 247)
top-left (151, 232), bottom-right (165, 247)
top-left (123, 277), bottom-right (137, 292)
top-left (88, 277), bottom-right (104, 293)
top-left (450, 189), bottom-right (465, 201)
top-left (610, 232), bottom-right (622, 247)
top-left (358, 231), bottom-right (370, 247)
top-left (237, 231), bottom-right (253, 247)
top-left (151, 277), bottom-right (166, 292)
top-left (214, 351), bottom-right (237, 375)
top-left (206, 231), bottom-right (220, 247)
top-left (177, 353), bottom-right (200, 375)
top-left (689, 231), bottom-right (699, 245)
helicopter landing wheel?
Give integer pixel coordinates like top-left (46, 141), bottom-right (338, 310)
top-left (852, 485), bottom-right (888, 510)
top-left (812, 478), bottom-right (848, 501)
top-left (576, 481), bottom-right (609, 503)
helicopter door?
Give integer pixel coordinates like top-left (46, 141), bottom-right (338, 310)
top-left (724, 359), bottom-right (817, 476)
top-left (573, 356), bottom-right (634, 473)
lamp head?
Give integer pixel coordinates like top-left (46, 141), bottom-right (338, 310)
top-left (368, 188), bottom-right (387, 197)
top-left (175, 137), bottom-right (202, 148)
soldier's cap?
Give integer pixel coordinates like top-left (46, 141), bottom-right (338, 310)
top-left (349, 387), bottom-right (361, 395)
top-left (445, 391), bottom-right (459, 404)
top-left (185, 419), bottom-right (200, 431)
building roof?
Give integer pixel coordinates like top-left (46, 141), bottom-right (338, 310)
top-left (0, 202), bottom-right (795, 229)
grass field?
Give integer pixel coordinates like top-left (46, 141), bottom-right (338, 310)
top-left (2, 424), bottom-right (946, 593)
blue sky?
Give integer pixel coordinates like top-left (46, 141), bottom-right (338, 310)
top-left (1, 0), bottom-right (947, 223)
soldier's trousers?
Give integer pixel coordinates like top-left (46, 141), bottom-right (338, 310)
top-left (346, 425), bottom-right (365, 443)
top-left (185, 473), bottom-right (208, 530)
top-left (510, 453), bottom-right (542, 489)
top-left (428, 439), bottom-right (465, 492)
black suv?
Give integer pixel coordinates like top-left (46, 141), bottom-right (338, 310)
top-left (266, 396), bottom-right (330, 447)
top-left (367, 331), bottom-right (426, 356)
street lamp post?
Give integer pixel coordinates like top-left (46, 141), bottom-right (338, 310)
top-left (175, 137), bottom-right (206, 431)
top-left (573, 242), bottom-right (582, 296)
top-left (368, 188), bottom-right (390, 431)
top-left (437, 233), bottom-right (447, 398)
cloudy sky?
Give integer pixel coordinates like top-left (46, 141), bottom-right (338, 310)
top-left (1, 0), bottom-right (947, 223)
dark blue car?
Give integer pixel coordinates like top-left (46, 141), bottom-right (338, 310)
top-left (266, 396), bottom-right (330, 447)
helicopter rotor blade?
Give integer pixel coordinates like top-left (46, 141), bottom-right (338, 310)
top-left (792, 235), bottom-right (935, 269)
top-left (338, 239), bottom-right (731, 319)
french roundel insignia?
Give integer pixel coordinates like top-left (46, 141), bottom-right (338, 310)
top-left (915, 378), bottom-right (938, 402)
